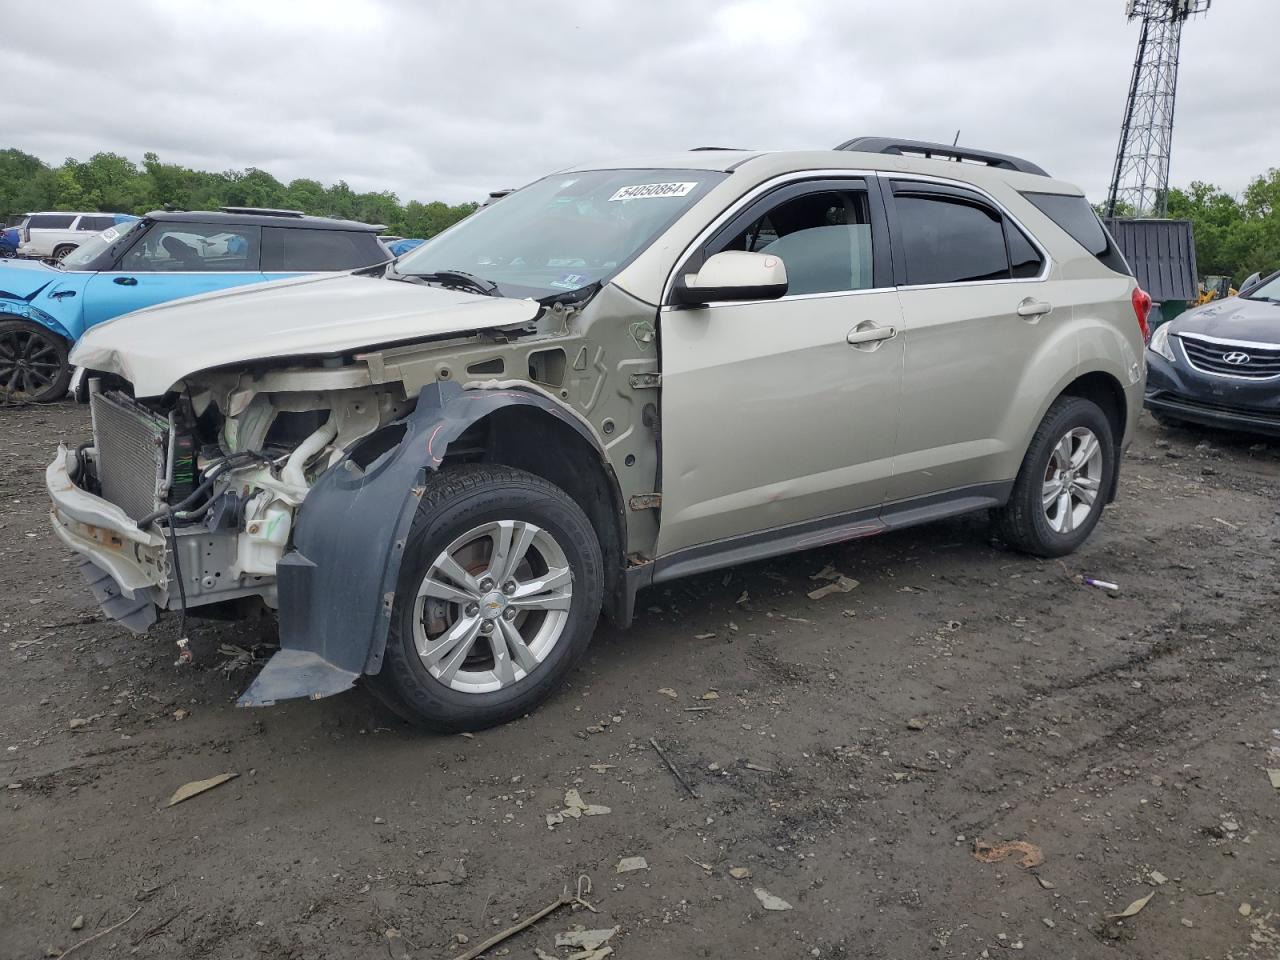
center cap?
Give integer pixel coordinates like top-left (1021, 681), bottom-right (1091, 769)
top-left (480, 591), bottom-right (508, 618)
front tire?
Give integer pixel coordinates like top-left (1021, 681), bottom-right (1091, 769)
top-left (0, 319), bottom-right (72, 403)
top-left (994, 397), bottom-right (1116, 557)
top-left (370, 464), bottom-right (603, 731)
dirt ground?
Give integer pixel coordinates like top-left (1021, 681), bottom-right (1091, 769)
top-left (1, 400), bottom-right (1278, 960)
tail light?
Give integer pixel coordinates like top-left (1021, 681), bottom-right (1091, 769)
top-left (22, 224), bottom-right (30, 243)
top-left (1132, 287), bottom-right (1152, 342)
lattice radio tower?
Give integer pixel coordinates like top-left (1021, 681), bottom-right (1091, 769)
top-left (1106, 0), bottom-right (1212, 219)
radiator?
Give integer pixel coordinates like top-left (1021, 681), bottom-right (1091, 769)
top-left (90, 391), bottom-right (171, 522)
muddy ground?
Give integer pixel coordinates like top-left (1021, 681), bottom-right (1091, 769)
top-left (1, 400), bottom-right (1278, 960)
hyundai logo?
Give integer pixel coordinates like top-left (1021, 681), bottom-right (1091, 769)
top-left (1222, 351), bottom-right (1252, 365)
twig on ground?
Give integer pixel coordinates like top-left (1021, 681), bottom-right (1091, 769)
top-left (649, 736), bottom-right (699, 799)
top-left (58, 905), bottom-right (142, 958)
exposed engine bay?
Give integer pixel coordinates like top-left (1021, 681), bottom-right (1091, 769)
top-left (70, 366), bottom-right (413, 619)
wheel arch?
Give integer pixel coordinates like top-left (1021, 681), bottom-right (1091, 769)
top-left (439, 403), bottom-right (629, 627)
top-left (1055, 369), bottom-right (1128, 502)
top-left (239, 381), bottom-right (629, 709)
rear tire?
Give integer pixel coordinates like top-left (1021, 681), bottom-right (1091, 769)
top-left (0, 319), bottom-right (72, 403)
top-left (994, 396), bottom-right (1116, 557)
top-left (369, 464), bottom-right (603, 732)
top-left (51, 244), bottom-right (76, 264)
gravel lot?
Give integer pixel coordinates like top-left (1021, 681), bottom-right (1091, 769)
top-left (2, 400), bottom-right (1278, 960)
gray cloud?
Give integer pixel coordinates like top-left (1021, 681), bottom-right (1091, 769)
top-left (4, 0), bottom-right (1274, 204)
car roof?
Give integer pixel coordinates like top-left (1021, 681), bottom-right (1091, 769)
top-left (144, 210), bottom-right (382, 232)
top-left (27, 210), bottom-right (128, 218)
top-left (564, 148), bottom-right (1084, 196)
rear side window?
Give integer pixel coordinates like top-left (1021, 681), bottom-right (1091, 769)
top-left (77, 215), bottom-right (116, 232)
top-left (28, 214), bottom-right (76, 229)
top-left (1022, 192), bottom-right (1129, 275)
top-left (262, 228), bottom-right (384, 271)
top-left (1006, 222), bottom-right (1044, 279)
top-left (894, 194), bottom-right (1010, 285)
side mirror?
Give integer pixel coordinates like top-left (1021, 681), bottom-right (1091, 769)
top-left (673, 250), bottom-right (788, 306)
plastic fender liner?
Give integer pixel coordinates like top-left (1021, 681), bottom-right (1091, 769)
top-left (238, 380), bottom-right (615, 707)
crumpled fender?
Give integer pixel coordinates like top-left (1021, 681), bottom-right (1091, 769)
top-left (238, 379), bottom-right (611, 707)
top-left (0, 297), bottom-right (77, 342)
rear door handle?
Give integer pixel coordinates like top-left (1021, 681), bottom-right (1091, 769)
top-left (113, 276), bottom-right (138, 286)
top-left (1016, 297), bottom-right (1052, 317)
top-left (846, 323), bottom-right (897, 345)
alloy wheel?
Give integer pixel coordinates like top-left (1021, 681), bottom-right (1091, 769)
top-left (1041, 426), bottom-right (1103, 534)
top-left (0, 327), bottom-right (62, 397)
top-left (412, 520), bottom-right (573, 694)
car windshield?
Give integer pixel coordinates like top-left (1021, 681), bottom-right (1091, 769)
top-left (393, 168), bottom-right (726, 299)
top-left (61, 220), bottom-right (144, 270)
top-left (1243, 273), bottom-right (1280, 302)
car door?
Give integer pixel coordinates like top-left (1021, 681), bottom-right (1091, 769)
top-left (81, 222), bottom-right (266, 328)
top-left (655, 177), bottom-right (904, 559)
top-left (884, 179), bottom-right (1056, 500)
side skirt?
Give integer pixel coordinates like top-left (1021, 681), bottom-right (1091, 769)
top-left (622, 481), bottom-right (1013, 623)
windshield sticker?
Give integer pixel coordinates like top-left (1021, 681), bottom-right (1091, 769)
top-left (550, 273), bottom-right (588, 290)
top-left (100, 227), bottom-right (120, 242)
top-left (609, 181), bottom-right (699, 202)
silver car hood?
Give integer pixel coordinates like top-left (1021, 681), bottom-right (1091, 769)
top-left (70, 272), bottom-right (540, 397)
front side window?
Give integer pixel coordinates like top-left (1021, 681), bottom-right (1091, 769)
top-left (28, 214), bottom-right (76, 229)
top-left (895, 193), bottom-right (1010, 285)
top-left (394, 168), bottom-right (726, 299)
top-left (714, 189), bottom-right (875, 295)
top-left (119, 223), bottom-right (261, 272)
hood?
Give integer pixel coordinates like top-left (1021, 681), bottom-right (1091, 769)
top-left (0, 259), bottom-right (62, 300)
top-left (1169, 295), bottom-right (1280, 344)
top-left (70, 271), bottom-right (540, 397)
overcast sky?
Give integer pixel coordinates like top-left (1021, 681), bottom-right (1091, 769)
top-left (5, 0), bottom-right (1274, 205)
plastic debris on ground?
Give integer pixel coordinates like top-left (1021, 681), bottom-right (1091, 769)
top-left (753, 887), bottom-right (793, 911)
top-left (616, 856), bottom-right (648, 873)
top-left (807, 575), bottom-right (860, 600)
top-left (555, 926), bottom-right (619, 950)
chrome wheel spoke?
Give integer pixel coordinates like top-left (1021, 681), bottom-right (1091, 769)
top-left (1072, 476), bottom-right (1100, 505)
top-left (1071, 432), bottom-right (1100, 469)
top-left (418, 613), bottom-right (481, 665)
top-left (430, 618), bottom-right (484, 686)
top-left (492, 520), bottom-right (537, 583)
top-left (511, 565), bottom-right (572, 599)
top-left (1056, 490), bottom-right (1074, 532)
top-left (490, 629), bottom-right (516, 686)
top-left (1054, 435), bottom-right (1074, 469)
top-left (499, 618), bottom-right (539, 673)
top-left (418, 576), bottom-right (475, 605)
top-left (1042, 479), bottom-right (1061, 508)
top-left (434, 552), bottom-right (482, 594)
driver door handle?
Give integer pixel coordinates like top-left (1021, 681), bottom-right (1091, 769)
top-left (1016, 297), bottom-right (1052, 317)
top-left (113, 276), bottom-right (138, 286)
top-left (846, 323), bottom-right (897, 345)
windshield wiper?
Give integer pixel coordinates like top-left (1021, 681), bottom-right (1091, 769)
top-left (400, 269), bottom-right (503, 298)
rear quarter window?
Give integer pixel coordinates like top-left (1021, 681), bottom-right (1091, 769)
top-left (262, 228), bottom-right (385, 271)
top-left (28, 214), bottom-right (76, 229)
top-left (1022, 192), bottom-right (1130, 276)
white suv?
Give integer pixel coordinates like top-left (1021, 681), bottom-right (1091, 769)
top-left (16, 211), bottom-right (134, 262)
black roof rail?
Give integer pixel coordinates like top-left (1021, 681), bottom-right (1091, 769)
top-left (690, 145), bottom-right (747, 151)
top-left (834, 137), bottom-right (1049, 177)
top-left (218, 206), bottom-right (306, 218)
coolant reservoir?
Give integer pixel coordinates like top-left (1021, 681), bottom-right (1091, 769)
top-left (234, 501), bottom-right (293, 577)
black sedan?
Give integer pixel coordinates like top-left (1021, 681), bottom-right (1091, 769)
top-left (1145, 271), bottom-right (1280, 437)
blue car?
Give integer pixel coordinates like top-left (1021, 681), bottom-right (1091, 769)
top-left (0, 208), bottom-right (388, 402)
top-left (0, 226), bottom-right (19, 257)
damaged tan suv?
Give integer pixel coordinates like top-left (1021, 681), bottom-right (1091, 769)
top-left (48, 137), bottom-right (1148, 730)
